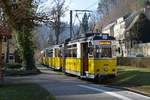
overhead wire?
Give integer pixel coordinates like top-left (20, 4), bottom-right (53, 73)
top-left (71, 0), bottom-right (99, 37)
top-left (72, 0), bottom-right (99, 25)
top-left (84, 0), bottom-right (99, 10)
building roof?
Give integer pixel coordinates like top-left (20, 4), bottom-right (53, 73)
top-left (103, 22), bottom-right (116, 30)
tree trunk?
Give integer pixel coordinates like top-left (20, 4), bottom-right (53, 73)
top-left (56, 33), bottom-right (59, 44)
top-left (0, 36), bottom-right (4, 81)
top-left (6, 38), bottom-right (9, 63)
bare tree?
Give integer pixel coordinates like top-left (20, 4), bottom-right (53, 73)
top-left (97, 0), bottom-right (117, 16)
top-left (50, 0), bottom-right (68, 44)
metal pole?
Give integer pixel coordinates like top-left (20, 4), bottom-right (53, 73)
top-left (70, 10), bottom-right (73, 39)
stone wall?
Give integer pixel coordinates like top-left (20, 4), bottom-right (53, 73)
top-left (117, 57), bottom-right (150, 68)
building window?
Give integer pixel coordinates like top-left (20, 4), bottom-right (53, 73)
top-left (9, 55), bottom-right (14, 60)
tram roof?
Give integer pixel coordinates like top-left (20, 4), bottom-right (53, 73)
top-left (46, 33), bottom-right (115, 49)
top-left (66, 33), bottom-right (115, 43)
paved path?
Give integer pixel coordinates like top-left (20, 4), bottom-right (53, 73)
top-left (5, 67), bottom-right (150, 100)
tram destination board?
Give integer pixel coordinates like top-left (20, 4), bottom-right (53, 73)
top-left (99, 41), bottom-right (111, 45)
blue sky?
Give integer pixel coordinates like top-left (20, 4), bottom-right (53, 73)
top-left (37, 0), bottom-right (98, 11)
top-left (68, 0), bottom-right (98, 10)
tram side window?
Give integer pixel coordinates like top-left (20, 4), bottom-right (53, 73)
top-left (55, 49), bottom-right (61, 57)
top-left (46, 49), bottom-right (53, 57)
top-left (47, 51), bottom-right (52, 57)
top-left (49, 52), bottom-right (53, 57)
top-left (58, 50), bottom-right (61, 57)
top-left (66, 44), bottom-right (77, 58)
top-left (65, 49), bottom-right (77, 58)
top-left (68, 50), bottom-right (72, 57)
top-left (45, 51), bottom-right (49, 57)
top-left (65, 49), bottom-right (71, 57)
top-left (71, 44), bottom-right (77, 58)
top-left (72, 49), bottom-right (77, 57)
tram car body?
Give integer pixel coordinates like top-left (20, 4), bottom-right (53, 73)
top-left (40, 48), bottom-right (48, 66)
top-left (41, 33), bottom-right (117, 80)
top-left (41, 45), bottom-right (63, 70)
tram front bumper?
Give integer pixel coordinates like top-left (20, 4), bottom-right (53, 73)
top-left (86, 72), bottom-right (116, 79)
top-left (95, 74), bottom-right (116, 79)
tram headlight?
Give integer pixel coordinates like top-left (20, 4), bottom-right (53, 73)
top-left (96, 69), bottom-right (100, 72)
top-left (104, 66), bottom-right (109, 72)
top-left (112, 69), bottom-right (116, 72)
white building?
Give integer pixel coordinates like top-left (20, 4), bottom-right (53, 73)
top-left (102, 7), bottom-right (150, 57)
top-left (102, 16), bottom-right (127, 57)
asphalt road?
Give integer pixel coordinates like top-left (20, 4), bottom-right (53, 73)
top-left (5, 67), bottom-right (150, 100)
top-left (37, 67), bottom-right (150, 100)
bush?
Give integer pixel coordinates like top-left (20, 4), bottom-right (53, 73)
top-left (5, 64), bottom-right (22, 69)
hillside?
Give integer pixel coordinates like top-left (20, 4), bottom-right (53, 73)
top-left (96, 0), bottom-right (145, 28)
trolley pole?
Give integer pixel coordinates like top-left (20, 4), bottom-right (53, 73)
top-left (70, 10), bottom-right (73, 39)
top-left (69, 10), bottom-right (92, 39)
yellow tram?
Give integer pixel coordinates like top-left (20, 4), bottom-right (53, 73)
top-left (41, 33), bottom-right (117, 80)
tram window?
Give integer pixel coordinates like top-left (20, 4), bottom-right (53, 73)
top-left (65, 49), bottom-right (71, 57)
top-left (66, 50), bottom-right (69, 57)
top-left (118, 47), bottom-right (121, 54)
top-left (88, 47), bottom-right (93, 54)
top-left (9, 55), bottom-right (14, 60)
top-left (72, 49), bottom-right (77, 57)
top-left (65, 49), bottom-right (77, 58)
top-left (65, 50), bottom-right (68, 57)
top-left (55, 49), bottom-right (61, 57)
top-left (70, 50), bottom-right (72, 57)
top-left (101, 48), bottom-right (112, 57)
top-left (88, 47), bottom-right (94, 58)
top-left (49, 52), bottom-right (53, 57)
top-left (95, 48), bottom-right (101, 58)
top-left (46, 52), bottom-right (49, 57)
top-left (88, 42), bottom-right (92, 47)
top-left (66, 44), bottom-right (77, 58)
top-left (58, 50), bottom-right (61, 57)
top-left (47, 49), bottom-right (53, 57)
top-left (94, 47), bottom-right (112, 58)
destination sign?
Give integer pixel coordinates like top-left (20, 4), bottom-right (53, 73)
top-left (99, 41), bottom-right (111, 45)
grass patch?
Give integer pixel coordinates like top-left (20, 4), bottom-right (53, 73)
top-left (0, 83), bottom-right (55, 100)
top-left (113, 66), bottom-right (150, 95)
top-left (5, 63), bottom-right (22, 70)
top-left (5, 70), bottom-right (41, 76)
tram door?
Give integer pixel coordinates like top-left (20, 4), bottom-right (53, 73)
top-left (81, 42), bottom-right (88, 76)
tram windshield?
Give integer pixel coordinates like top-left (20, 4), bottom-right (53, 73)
top-left (94, 46), bottom-right (112, 58)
